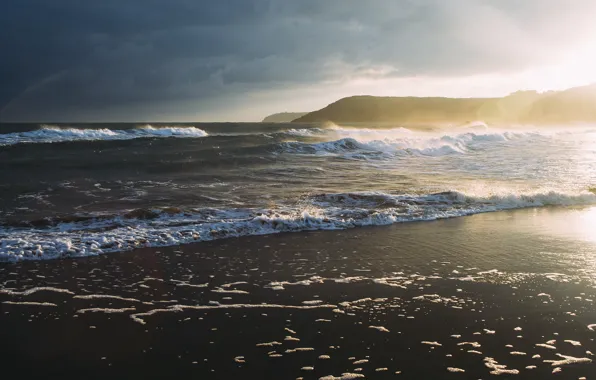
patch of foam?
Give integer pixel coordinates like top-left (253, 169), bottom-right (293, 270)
top-left (0, 286), bottom-right (74, 296)
top-left (447, 367), bottom-right (465, 373)
top-left (319, 374), bottom-right (365, 380)
top-left (171, 281), bottom-right (209, 289)
top-left (221, 281), bottom-right (248, 288)
top-left (458, 342), bottom-right (482, 348)
top-left (256, 342), bottom-right (282, 347)
top-left (563, 340), bottom-right (581, 346)
top-left (369, 326), bottom-right (390, 332)
top-left (483, 357), bottom-right (520, 375)
top-left (211, 288), bottom-right (249, 295)
top-left (544, 354), bottom-right (592, 367)
top-left (73, 294), bottom-right (140, 303)
top-left (3, 301), bottom-right (57, 307)
top-left (77, 307), bottom-right (136, 314)
top-left (286, 348), bottom-right (315, 353)
top-left (536, 343), bottom-right (557, 350)
top-left (302, 300), bottom-right (324, 305)
top-left (129, 307), bottom-right (183, 325)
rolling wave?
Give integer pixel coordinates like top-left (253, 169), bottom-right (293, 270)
top-left (0, 125), bottom-right (208, 146)
top-left (279, 127), bottom-right (547, 159)
top-left (2, 190), bottom-right (595, 262)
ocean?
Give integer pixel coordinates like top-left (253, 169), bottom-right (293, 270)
top-left (1, 122), bottom-right (596, 379)
top-left (1, 122), bottom-right (596, 262)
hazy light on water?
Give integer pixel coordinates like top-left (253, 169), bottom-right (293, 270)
top-left (542, 206), bottom-right (596, 250)
top-left (577, 207), bottom-right (596, 243)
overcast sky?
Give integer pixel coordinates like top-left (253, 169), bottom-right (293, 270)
top-left (1, 0), bottom-right (595, 122)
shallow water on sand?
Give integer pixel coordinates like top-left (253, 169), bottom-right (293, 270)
top-left (1, 208), bottom-right (595, 379)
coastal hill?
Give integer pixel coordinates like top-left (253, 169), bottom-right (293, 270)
top-left (262, 112), bottom-right (308, 123)
top-left (291, 84), bottom-right (596, 124)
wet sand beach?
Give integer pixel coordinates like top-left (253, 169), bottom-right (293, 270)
top-left (1, 207), bottom-right (595, 379)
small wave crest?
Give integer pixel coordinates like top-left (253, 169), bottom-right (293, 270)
top-left (0, 125), bottom-right (208, 146)
top-left (2, 190), bottom-right (595, 262)
top-left (283, 128), bottom-right (326, 137)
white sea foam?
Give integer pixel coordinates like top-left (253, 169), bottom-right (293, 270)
top-left (3, 301), bottom-right (58, 307)
top-left (369, 326), bottom-right (390, 332)
top-left (77, 307), bottom-right (136, 314)
top-left (320, 373), bottom-right (365, 380)
top-left (0, 286), bottom-right (75, 296)
top-left (0, 125), bottom-right (208, 146)
top-left (284, 128), bottom-right (325, 137)
top-left (234, 356), bottom-right (246, 363)
top-left (544, 354), bottom-right (592, 367)
top-left (281, 126), bottom-right (546, 159)
top-left (256, 341), bottom-right (282, 347)
top-left (422, 341), bottom-right (442, 347)
top-left (2, 189), bottom-right (595, 261)
top-left (564, 339), bottom-right (582, 346)
top-left (73, 294), bottom-right (141, 303)
top-left (484, 357), bottom-right (520, 375)
top-left (283, 137), bottom-right (463, 159)
top-left (536, 343), bottom-right (557, 350)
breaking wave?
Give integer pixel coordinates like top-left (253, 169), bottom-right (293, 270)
top-left (0, 125), bottom-right (208, 146)
top-left (280, 129), bottom-right (537, 159)
top-left (2, 190), bottom-right (595, 262)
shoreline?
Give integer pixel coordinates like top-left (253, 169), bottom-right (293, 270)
top-left (3, 203), bottom-right (596, 264)
top-left (1, 207), bottom-right (595, 379)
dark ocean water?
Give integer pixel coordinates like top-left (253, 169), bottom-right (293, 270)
top-left (2, 122), bottom-right (596, 261)
top-left (1, 123), bottom-right (596, 379)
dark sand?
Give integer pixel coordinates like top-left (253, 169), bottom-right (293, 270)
top-left (1, 207), bottom-right (595, 379)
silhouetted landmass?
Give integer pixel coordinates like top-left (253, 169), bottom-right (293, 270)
top-left (292, 84), bottom-right (596, 124)
top-left (262, 112), bottom-right (308, 122)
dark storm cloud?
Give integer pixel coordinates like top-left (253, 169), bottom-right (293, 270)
top-left (1, 0), bottom-right (593, 120)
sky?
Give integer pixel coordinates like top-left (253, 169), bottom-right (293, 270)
top-left (1, 0), bottom-right (596, 122)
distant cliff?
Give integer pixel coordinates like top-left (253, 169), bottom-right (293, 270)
top-left (292, 85), bottom-right (596, 124)
top-left (262, 112), bottom-right (308, 123)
